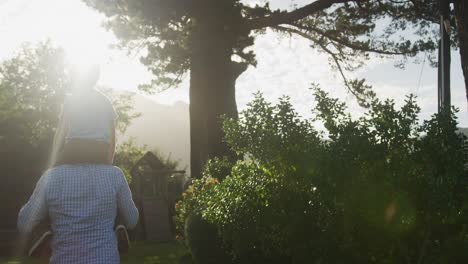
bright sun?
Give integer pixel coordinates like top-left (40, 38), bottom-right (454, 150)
top-left (0, 0), bottom-right (153, 90)
top-left (39, 0), bottom-right (115, 67)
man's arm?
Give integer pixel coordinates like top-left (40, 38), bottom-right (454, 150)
top-left (17, 173), bottom-right (49, 234)
top-left (117, 173), bottom-right (139, 229)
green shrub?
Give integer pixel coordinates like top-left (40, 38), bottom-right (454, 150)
top-left (113, 138), bottom-right (147, 183)
top-left (184, 213), bottom-right (232, 264)
top-left (176, 87), bottom-right (467, 263)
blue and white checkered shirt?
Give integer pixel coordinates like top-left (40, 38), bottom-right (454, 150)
top-left (18, 164), bottom-right (139, 264)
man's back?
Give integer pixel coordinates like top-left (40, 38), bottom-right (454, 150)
top-left (18, 164), bottom-right (138, 264)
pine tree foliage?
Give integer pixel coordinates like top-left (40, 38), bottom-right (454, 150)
top-left (83, 0), bottom-right (445, 104)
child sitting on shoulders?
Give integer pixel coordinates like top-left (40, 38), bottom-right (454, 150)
top-left (52, 63), bottom-right (116, 166)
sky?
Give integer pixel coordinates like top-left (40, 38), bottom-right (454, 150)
top-left (0, 0), bottom-right (467, 127)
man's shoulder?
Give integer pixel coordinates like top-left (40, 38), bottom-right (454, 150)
top-left (48, 164), bottom-right (123, 175)
top-left (109, 165), bottom-right (125, 175)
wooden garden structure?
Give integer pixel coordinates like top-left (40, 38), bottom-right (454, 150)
top-left (129, 152), bottom-right (185, 242)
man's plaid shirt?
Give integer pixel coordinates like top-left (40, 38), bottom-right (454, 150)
top-left (18, 164), bottom-right (139, 264)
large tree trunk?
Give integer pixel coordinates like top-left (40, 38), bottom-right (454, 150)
top-left (189, 3), bottom-right (246, 178)
top-left (455, 0), bottom-right (468, 104)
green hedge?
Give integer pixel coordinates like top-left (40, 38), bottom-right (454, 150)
top-left (177, 87), bottom-right (467, 264)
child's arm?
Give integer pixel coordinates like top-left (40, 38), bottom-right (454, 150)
top-left (17, 173), bottom-right (49, 234)
top-left (108, 120), bottom-right (116, 164)
top-left (50, 101), bottom-right (69, 166)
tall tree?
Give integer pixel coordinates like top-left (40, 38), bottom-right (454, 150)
top-left (454, 0), bottom-right (468, 103)
top-left (83, 0), bottom-right (442, 178)
top-left (408, 0), bottom-right (468, 105)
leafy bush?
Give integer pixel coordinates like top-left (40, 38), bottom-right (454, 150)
top-left (113, 138), bottom-right (148, 182)
top-left (176, 87), bottom-right (467, 263)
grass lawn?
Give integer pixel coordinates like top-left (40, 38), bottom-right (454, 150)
top-left (0, 242), bottom-right (188, 264)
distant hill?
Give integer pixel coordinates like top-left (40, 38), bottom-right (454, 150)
top-left (120, 93), bottom-right (190, 174)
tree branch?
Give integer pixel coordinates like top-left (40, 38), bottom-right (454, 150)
top-left (246, 0), bottom-right (353, 30)
top-left (274, 26), bottom-right (358, 99)
top-left (290, 24), bottom-right (409, 55)
top-left (275, 25), bottom-right (375, 106)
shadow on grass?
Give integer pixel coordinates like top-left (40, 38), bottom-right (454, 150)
top-left (0, 242), bottom-right (189, 264)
